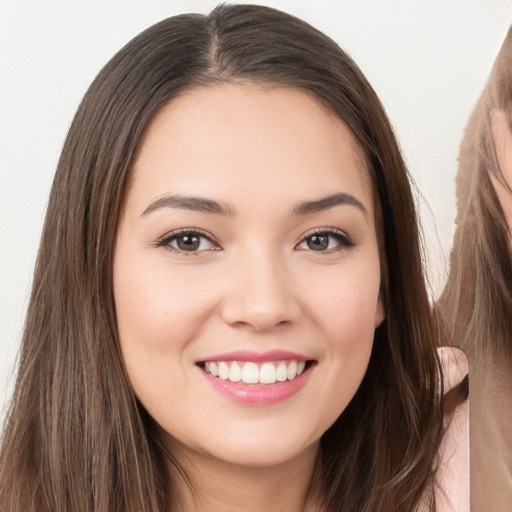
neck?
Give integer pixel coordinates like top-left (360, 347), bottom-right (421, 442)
top-left (164, 440), bottom-right (322, 512)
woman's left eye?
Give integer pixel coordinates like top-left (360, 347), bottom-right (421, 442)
top-left (297, 230), bottom-right (354, 252)
top-left (157, 230), bottom-right (218, 253)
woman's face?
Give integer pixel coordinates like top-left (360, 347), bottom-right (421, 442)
top-left (114, 84), bottom-right (384, 469)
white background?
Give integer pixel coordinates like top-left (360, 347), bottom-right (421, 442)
top-left (1, 0), bottom-right (511, 417)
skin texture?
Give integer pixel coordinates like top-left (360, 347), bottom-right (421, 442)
top-left (113, 84), bottom-right (384, 511)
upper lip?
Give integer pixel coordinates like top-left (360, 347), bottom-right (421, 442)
top-left (197, 350), bottom-right (311, 363)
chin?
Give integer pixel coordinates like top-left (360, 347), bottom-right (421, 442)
top-left (159, 419), bottom-right (321, 470)
top-left (228, 437), bottom-right (317, 467)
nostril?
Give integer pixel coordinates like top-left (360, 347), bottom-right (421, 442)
top-left (221, 311), bottom-right (301, 332)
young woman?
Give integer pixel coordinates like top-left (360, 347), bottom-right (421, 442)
top-left (0, 5), bottom-right (445, 511)
top-left (436, 27), bottom-right (512, 510)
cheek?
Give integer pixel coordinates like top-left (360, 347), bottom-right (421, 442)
top-left (296, 266), bottom-right (380, 437)
top-left (300, 259), bottom-right (380, 397)
top-left (115, 256), bottom-right (212, 346)
top-left (113, 254), bottom-right (216, 401)
top-left (304, 261), bottom-right (381, 342)
top-left (321, 291), bottom-right (377, 375)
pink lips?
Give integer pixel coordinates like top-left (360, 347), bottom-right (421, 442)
top-left (199, 349), bottom-right (309, 363)
top-left (197, 350), bottom-right (313, 406)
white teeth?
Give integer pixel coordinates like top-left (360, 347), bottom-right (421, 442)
top-left (287, 360), bottom-right (298, 380)
top-left (218, 362), bottom-right (229, 380)
top-left (203, 359), bottom-right (308, 384)
top-left (229, 362), bottom-right (242, 382)
top-left (260, 362), bottom-right (277, 384)
top-left (242, 362), bottom-right (259, 384)
top-left (276, 362), bottom-right (288, 382)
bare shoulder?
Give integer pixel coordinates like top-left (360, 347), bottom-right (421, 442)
top-left (435, 347), bottom-right (469, 511)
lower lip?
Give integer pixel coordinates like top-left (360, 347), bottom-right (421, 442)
top-left (202, 367), bottom-right (312, 406)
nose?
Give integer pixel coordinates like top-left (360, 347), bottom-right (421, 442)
top-left (220, 250), bottom-right (303, 331)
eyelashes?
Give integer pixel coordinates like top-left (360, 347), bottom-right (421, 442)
top-left (155, 228), bottom-right (221, 255)
top-left (155, 227), bottom-right (356, 256)
top-left (296, 228), bottom-right (356, 252)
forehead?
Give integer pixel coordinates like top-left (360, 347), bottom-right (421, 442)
top-left (128, 84), bottom-right (374, 218)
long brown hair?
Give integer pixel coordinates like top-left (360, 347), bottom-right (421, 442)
top-left (436, 27), bottom-right (512, 363)
top-left (0, 5), bottom-right (443, 511)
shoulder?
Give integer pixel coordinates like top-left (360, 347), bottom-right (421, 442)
top-left (434, 347), bottom-right (469, 512)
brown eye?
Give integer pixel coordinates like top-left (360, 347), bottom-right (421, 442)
top-left (175, 234), bottom-right (201, 251)
top-left (158, 230), bottom-right (217, 253)
top-left (297, 229), bottom-right (355, 252)
top-left (306, 234), bottom-right (329, 251)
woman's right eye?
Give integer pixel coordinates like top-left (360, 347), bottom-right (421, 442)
top-left (156, 230), bottom-right (219, 254)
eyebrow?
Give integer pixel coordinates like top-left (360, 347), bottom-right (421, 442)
top-left (141, 194), bottom-right (238, 217)
top-left (141, 192), bottom-right (367, 218)
top-left (292, 192), bottom-right (367, 217)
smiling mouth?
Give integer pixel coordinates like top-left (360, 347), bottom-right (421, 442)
top-left (197, 359), bottom-right (316, 385)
